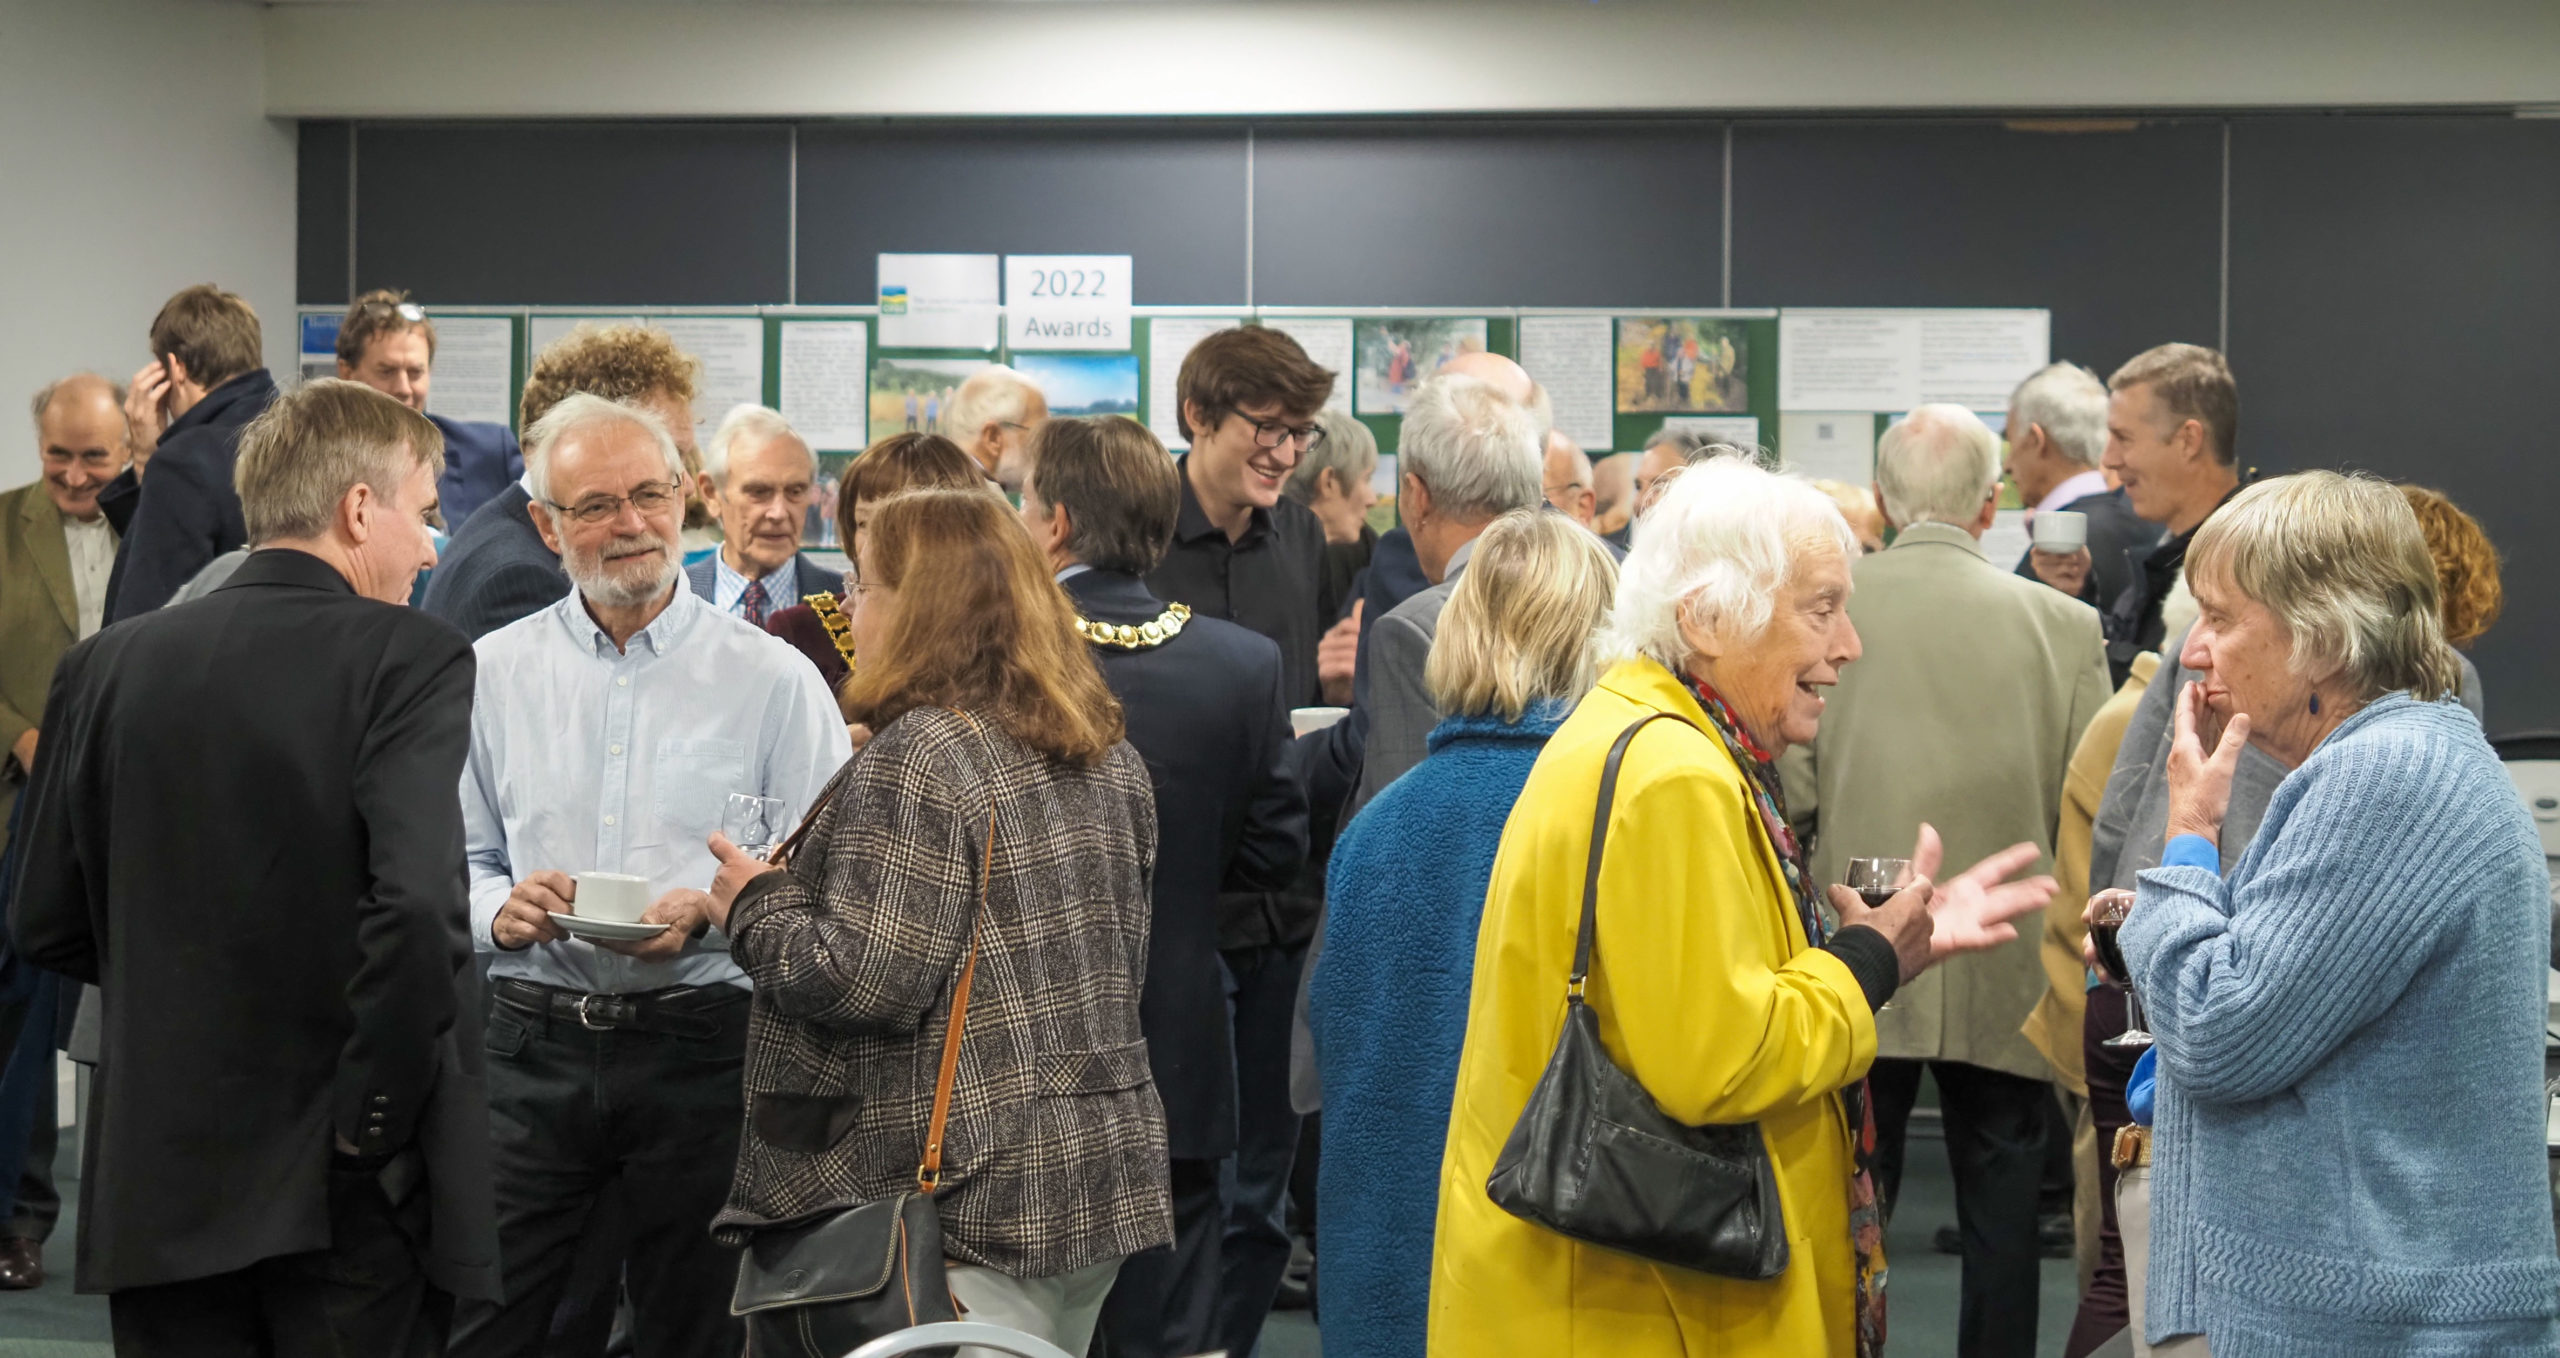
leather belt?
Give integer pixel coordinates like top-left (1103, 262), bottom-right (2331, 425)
top-left (491, 978), bottom-right (739, 1040)
top-left (2112, 1123), bottom-right (2154, 1170)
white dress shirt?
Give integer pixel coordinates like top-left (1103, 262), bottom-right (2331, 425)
top-left (2032, 468), bottom-right (2110, 521)
top-left (62, 513), bottom-right (115, 639)
top-left (712, 550), bottom-right (799, 617)
top-left (461, 585), bottom-right (852, 993)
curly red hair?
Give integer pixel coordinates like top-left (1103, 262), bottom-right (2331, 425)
top-left (2398, 484), bottom-right (2502, 648)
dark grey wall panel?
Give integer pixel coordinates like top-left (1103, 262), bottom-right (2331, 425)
top-left (298, 121), bottom-right (351, 304)
top-left (1731, 121), bottom-right (2223, 379)
top-left (794, 124), bottom-right (1248, 306)
top-left (2229, 116), bottom-right (2560, 738)
top-left (354, 124), bottom-right (790, 305)
top-left (1252, 123), bottom-right (1724, 307)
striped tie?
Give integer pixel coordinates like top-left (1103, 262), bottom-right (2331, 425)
top-left (739, 577), bottom-right (769, 626)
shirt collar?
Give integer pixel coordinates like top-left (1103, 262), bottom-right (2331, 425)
top-left (1886, 520), bottom-right (1989, 560)
top-left (1054, 562), bottom-right (1093, 582)
top-left (561, 580), bottom-right (699, 657)
top-left (2032, 469), bottom-right (2110, 518)
top-left (1443, 536), bottom-right (1479, 580)
top-left (1170, 455), bottom-right (1270, 548)
top-left (715, 550), bottom-right (795, 599)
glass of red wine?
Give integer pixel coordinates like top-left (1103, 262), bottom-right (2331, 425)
top-left (2087, 888), bottom-right (2153, 1049)
top-left (1841, 857), bottom-right (1913, 1011)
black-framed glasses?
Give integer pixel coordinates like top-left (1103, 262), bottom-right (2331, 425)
top-left (543, 480), bottom-right (681, 526)
top-left (1237, 414), bottom-right (1325, 452)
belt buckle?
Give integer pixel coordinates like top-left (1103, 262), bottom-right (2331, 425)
top-left (575, 993), bottom-right (618, 1032)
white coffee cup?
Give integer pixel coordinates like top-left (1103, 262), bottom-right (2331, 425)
top-left (1290, 706), bottom-right (1349, 737)
top-left (574, 872), bottom-right (652, 925)
top-left (2031, 509), bottom-right (2089, 554)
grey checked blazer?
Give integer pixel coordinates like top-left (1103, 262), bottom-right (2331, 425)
top-left (714, 705), bottom-right (1173, 1277)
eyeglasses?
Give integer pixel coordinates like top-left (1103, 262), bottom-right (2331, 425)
top-left (360, 299), bottom-right (428, 324)
top-left (543, 480), bottom-right (682, 526)
top-left (1236, 414), bottom-right (1326, 452)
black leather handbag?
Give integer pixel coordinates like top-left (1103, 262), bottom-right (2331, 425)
top-left (1485, 711), bottom-right (1791, 1280)
top-left (729, 793), bottom-right (996, 1356)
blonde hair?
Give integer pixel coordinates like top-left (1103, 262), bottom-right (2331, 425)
top-left (1425, 511), bottom-right (1618, 721)
top-left (2185, 470), bottom-right (2459, 703)
top-left (234, 380), bottom-right (444, 544)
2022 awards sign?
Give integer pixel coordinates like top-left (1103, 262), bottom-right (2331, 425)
top-left (1004, 255), bottom-right (1133, 351)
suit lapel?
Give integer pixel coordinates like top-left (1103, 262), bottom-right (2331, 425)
top-left (18, 490), bottom-right (76, 632)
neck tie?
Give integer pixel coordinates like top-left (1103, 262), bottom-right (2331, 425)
top-left (739, 577), bottom-right (770, 626)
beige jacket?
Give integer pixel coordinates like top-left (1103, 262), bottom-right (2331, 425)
top-left (0, 481), bottom-right (82, 842)
top-left (1783, 522), bottom-right (2111, 1080)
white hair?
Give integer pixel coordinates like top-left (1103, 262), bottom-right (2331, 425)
top-left (2009, 362), bottom-right (2108, 469)
top-left (523, 392), bottom-right (686, 504)
top-left (701, 403), bottom-right (813, 485)
top-left (1398, 374), bottom-right (1543, 521)
top-left (1876, 403), bottom-right (2001, 527)
top-left (1601, 457), bottom-right (1858, 669)
top-left (941, 365), bottom-right (1043, 444)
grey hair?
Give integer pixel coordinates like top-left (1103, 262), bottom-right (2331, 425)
top-left (1398, 374), bottom-right (1543, 521)
top-left (29, 374), bottom-right (128, 430)
top-left (1876, 404), bottom-right (2000, 527)
top-left (701, 403), bottom-right (813, 485)
top-left (2186, 470), bottom-right (2461, 703)
top-left (940, 365), bottom-right (1043, 444)
top-left (1644, 424), bottom-right (1779, 472)
top-left (2009, 362), bottom-right (2108, 469)
top-left (1283, 409), bottom-right (1380, 506)
top-left (523, 392), bottom-right (686, 504)
top-left (1602, 457), bottom-right (1858, 669)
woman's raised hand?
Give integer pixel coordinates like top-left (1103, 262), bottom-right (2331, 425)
top-left (2165, 681), bottom-right (2249, 846)
top-left (1909, 822), bottom-right (2057, 963)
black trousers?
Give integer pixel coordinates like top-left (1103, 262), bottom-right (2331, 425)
top-left (447, 986), bottom-right (748, 1358)
top-left (107, 1156), bottom-right (449, 1357)
top-left (1214, 942), bottom-right (1305, 1358)
top-left (1868, 1057), bottom-right (2048, 1358)
top-left (2065, 984), bottom-right (2140, 1358)
top-left (1095, 1156), bottom-right (1224, 1358)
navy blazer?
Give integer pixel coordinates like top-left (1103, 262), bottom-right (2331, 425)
top-left (419, 482), bottom-right (566, 642)
top-left (1062, 568), bottom-right (1308, 1160)
top-left (103, 370), bottom-right (279, 622)
top-left (429, 414), bottom-right (524, 532)
top-left (681, 551), bottom-right (835, 612)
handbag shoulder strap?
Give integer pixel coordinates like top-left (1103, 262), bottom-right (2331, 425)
top-left (919, 708), bottom-right (998, 1193)
top-left (1571, 712), bottom-right (1689, 997)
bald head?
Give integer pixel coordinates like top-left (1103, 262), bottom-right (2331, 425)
top-left (1541, 430), bottom-right (1595, 527)
top-left (33, 374), bottom-right (130, 521)
top-left (943, 365), bottom-right (1048, 492)
top-left (1440, 351), bottom-right (1531, 405)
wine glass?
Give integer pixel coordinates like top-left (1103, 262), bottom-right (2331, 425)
top-left (723, 794), bottom-right (787, 862)
top-left (1840, 856), bottom-right (1913, 1010)
top-left (2087, 888), bottom-right (2153, 1049)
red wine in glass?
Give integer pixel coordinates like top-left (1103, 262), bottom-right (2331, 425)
top-left (2088, 889), bottom-right (2153, 1049)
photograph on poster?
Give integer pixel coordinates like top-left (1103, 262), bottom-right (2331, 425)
top-left (1354, 318), bottom-right (1489, 415)
top-left (1015, 352), bottom-right (1141, 417)
top-left (869, 356), bottom-right (991, 445)
top-left (1614, 316), bottom-right (1748, 414)
top-left (807, 450), bottom-right (858, 550)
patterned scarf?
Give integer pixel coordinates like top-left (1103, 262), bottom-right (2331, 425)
top-left (1687, 675), bottom-right (1888, 1358)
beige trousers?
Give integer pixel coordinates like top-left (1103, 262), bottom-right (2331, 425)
top-left (945, 1256), bottom-right (1123, 1358)
top-left (2117, 1164), bottom-right (2211, 1357)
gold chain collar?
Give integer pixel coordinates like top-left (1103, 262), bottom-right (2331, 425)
top-left (1074, 602), bottom-right (1191, 651)
top-left (805, 591), bottom-right (858, 670)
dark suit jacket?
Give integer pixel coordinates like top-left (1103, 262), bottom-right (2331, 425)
top-left (1063, 570), bottom-right (1308, 1159)
top-left (420, 481), bottom-right (567, 641)
top-left (7, 550), bottom-right (498, 1298)
top-left (428, 414), bottom-right (524, 532)
top-left (2014, 486), bottom-right (2162, 627)
top-left (103, 369), bottom-right (278, 622)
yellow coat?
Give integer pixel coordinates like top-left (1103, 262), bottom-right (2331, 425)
top-left (1429, 658), bottom-right (1880, 1357)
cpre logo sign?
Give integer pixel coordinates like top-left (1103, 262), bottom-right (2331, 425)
top-left (1004, 254), bottom-right (1133, 351)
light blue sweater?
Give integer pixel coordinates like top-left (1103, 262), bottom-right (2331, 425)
top-left (2122, 693), bottom-right (2560, 1357)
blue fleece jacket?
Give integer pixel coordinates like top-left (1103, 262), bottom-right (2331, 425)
top-left (2123, 693), bottom-right (2560, 1356)
top-left (1307, 701), bottom-right (1568, 1358)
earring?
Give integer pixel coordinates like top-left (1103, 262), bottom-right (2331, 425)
top-left (2309, 692), bottom-right (2322, 716)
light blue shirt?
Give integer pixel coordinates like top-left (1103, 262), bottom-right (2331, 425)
top-left (462, 585), bottom-right (852, 993)
top-left (712, 551), bottom-right (799, 617)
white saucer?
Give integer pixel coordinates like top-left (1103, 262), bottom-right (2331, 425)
top-left (556, 915), bottom-right (671, 942)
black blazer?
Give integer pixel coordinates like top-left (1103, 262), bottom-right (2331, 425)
top-left (420, 480), bottom-right (569, 641)
top-left (102, 369), bottom-right (278, 622)
top-left (1062, 569), bottom-right (1308, 1160)
top-left (2014, 486), bottom-right (2162, 625)
top-left (7, 550), bottom-right (498, 1298)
